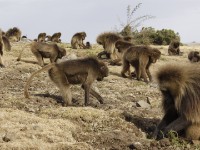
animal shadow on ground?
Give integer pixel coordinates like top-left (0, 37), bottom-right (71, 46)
top-left (122, 111), bottom-right (160, 138)
top-left (34, 93), bottom-right (83, 106)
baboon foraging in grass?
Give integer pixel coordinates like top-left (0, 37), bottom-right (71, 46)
top-left (188, 51), bottom-right (200, 62)
top-left (168, 40), bottom-right (182, 56)
top-left (71, 32), bottom-right (87, 49)
top-left (5, 27), bottom-right (22, 42)
top-left (17, 42), bottom-right (66, 66)
top-left (51, 32), bottom-right (61, 43)
top-left (121, 46), bottom-right (161, 82)
top-left (24, 57), bottom-right (109, 106)
top-left (153, 64), bottom-right (200, 140)
top-left (37, 32), bottom-right (46, 42)
top-left (85, 41), bottom-right (92, 49)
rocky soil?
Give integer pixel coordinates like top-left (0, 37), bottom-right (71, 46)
top-left (0, 41), bottom-right (200, 150)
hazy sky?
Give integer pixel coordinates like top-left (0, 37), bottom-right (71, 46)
top-left (0, 0), bottom-right (199, 43)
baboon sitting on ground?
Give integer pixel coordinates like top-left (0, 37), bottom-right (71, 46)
top-left (51, 32), bottom-right (61, 43)
top-left (37, 33), bottom-right (46, 42)
top-left (24, 57), bottom-right (109, 106)
top-left (5, 27), bottom-right (22, 42)
top-left (153, 64), bottom-right (200, 140)
top-left (71, 32), bottom-right (87, 49)
top-left (17, 42), bottom-right (66, 66)
top-left (188, 51), bottom-right (200, 62)
top-left (168, 40), bottom-right (182, 56)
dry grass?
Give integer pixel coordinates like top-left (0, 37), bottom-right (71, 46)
top-left (0, 41), bottom-right (199, 149)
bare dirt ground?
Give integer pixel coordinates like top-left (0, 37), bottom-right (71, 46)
top-left (0, 42), bottom-right (200, 150)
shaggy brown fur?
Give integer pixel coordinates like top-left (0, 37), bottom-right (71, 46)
top-left (188, 51), bottom-right (200, 62)
top-left (24, 57), bottom-right (109, 106)
top-left (5, 27), bottom-right (22, 42)
top-left (51, 32), bottom-right (61, 43)
top-left (96, 32), bottom-right (134, 65)
top-left (37, 32), bottom-right (46, 42)
top-left (121, 46), bottom-right (161, 82)
top-left (168, 40), bottom-right (181, 56)
top-left (71, 32), bottom-right (86, 49)
top-left (154, 64), bottom-right (200, 140)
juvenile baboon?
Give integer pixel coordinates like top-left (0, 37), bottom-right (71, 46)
top-left (17, 42), bottom-right (66, 66)
top-left (5, 27), bottom-right (22, 42)
top-left (121, 46), bottom-right (161, 82)
top-left (153, 64), bottom-right (200, 140)
top-left (37, 32), bottom-right (46, 42)
top-left (85, 41), bottom-right (92, 49)
top-left (71, 32), bottom-right (86, 49)
top-left (24, 57), bottom-right (109, 106)
top-left (168, 40), bottom-right (182, 56)
top-left (51, 32), bottom-right (61, 43)
top-left (188, 51), bottom-right (200, 62)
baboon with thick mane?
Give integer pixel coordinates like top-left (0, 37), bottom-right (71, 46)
top-left (51, 32), bottom-right (61, 43)
top-left (188, 51), bottom-right (200, 62)
top-left (153, 64), bottom-right (200, 140)
top-left (5, 27), bottom-right (22, 42)
top-left (96, 32), bottom-right (134, 65)
top-left (168, 40), bottom-right (182, 56)
top-left (121, 46), bottom-right (161, 82)
top-left (24, 57), bottom-right (109, 106)
top-left (71, 32), bottom-right (86, 49)
top-left (17, 42), bottom-right (66, 66)
top-left (37, 32), bottom-right (46, 42)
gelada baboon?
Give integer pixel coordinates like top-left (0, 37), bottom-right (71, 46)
top-left (168, 40), bottom-right (182, 56)
top-left (188, 51), bottom-right (200, 63)
top-left (71, 32), bottom-right (86, 49)
top-left (85, 41), bottom-right (92, 49)
top-left (51, 32), bottom-right (61, 43)
top-left (0, 31), bottom-right (4, 67)
top-left (2, 35), bottom-right (11, 51)
top-left (37, 32), bottom-right (46, 42)
top-left (17, 42), bottom-right (66, 66)
top-left (5, 27), bottom-right (22, 42)
top-left (24, 57), bottom-right (109, 106)
top-left (153, 64), bottom-right (200, 140)
top-left (121, 46), bottom-right (161, 82)
top-left (96, 32), bottom-right (133, 65)
top-left (96, 32), bottom-right (121, 60)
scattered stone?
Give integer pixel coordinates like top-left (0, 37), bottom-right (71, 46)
top-left (128, 142), bottom-right (143, 150)
top-left (159, 138), bottom-right (171, 147)
top-left (146, 97), bottom-right (153, 105)
top-left (136, 100), bottom-right (151, 108)
top-left (2, 133), bottom-right (14, 142)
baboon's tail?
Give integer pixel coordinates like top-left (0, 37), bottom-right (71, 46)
top-left (24, 63), bottom-right (55, 98)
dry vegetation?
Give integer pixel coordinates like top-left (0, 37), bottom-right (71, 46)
top-left (0, 42), bottom-right (200, 150)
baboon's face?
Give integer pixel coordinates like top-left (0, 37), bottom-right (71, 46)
top-left (97, 65), bottom-right (109, 81)
top-left (173, 42), bottom-right (180, 48)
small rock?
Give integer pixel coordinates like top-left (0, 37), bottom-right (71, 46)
top-left (192, 140), bottom-right (200, 146)
top-left (128, 142), bottom-right (143, 150)
top-left (136, 100), bottom-right (151, 108)
top-left (159, 138), bottom-right (171, 147)
top-left (2, 133), bottom-right (14, 142)
top-left (146, 97), bottom-right (153, 105)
